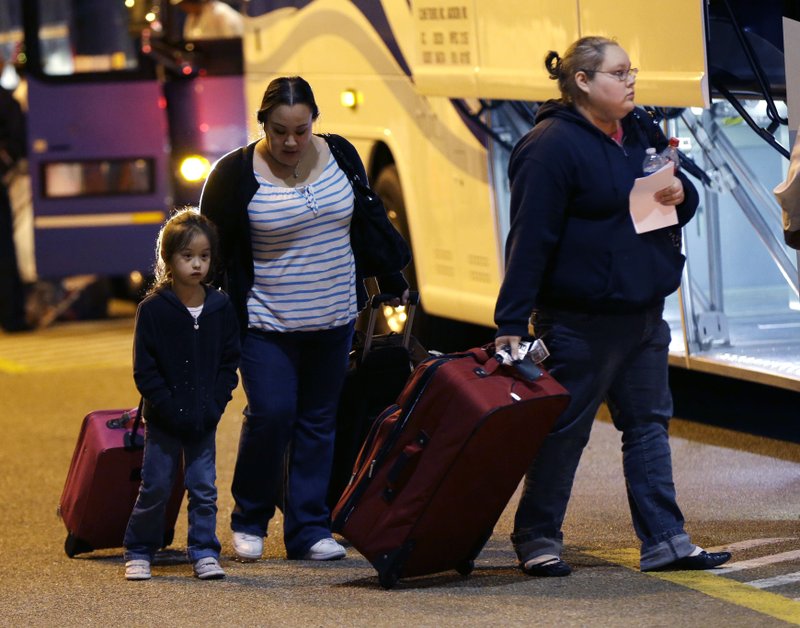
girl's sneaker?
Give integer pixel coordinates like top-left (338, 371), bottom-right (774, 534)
top-left (193, 557), bottom-right (226, 580)
top-left (125, 559), bottom-right (151, 581)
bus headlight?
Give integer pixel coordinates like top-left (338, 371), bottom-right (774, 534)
top-left (179, 155), bottom-right (211, 183)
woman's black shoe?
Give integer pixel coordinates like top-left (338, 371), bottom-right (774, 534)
top-left (521, 557), bottom-right (572, 577)
top-left (645, 551), bottom-right (732, 572)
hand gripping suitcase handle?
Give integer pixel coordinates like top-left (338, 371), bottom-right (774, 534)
top-left (123, 397), bottom-right (145, 450)
top-left (362, 290), bottom-right (420, 359)
top-left (470, 344), bottom-right (543, 382)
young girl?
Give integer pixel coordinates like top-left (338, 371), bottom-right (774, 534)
top-left (124, 208), bottom-right (241, 581)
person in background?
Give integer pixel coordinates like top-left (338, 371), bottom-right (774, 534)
top-left (200, 76), bottom-right (408, 562)
top-left (494, 36), bottom-right (732, 577)
top-left (174, 0), bottom-right (244, 40)
top-left (124, 208), bottom-right (240, 581)
top-left (5, 55), bottom-right (36, 293)
top-left (0, 54), bottom-right (30, 333)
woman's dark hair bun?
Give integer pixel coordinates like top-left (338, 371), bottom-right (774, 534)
top-left (545, 50), bottom-right (562, 80)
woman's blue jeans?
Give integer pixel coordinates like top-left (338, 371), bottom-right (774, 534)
top-left (231, 322), bottom-right (354, 558)
top-left (512, 304), bottom-right (696, 571)
top-left (124, 423), bottom-right (220, 563)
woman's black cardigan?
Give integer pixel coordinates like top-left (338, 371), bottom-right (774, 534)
top-left (199, 134), bottom-right (409, 335)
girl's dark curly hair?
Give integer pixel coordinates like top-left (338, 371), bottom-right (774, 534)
top-left (151, 207), bottom-right (219, 293)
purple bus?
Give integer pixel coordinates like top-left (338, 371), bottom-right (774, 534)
top-left (2, 0), bottom-right (246, 280)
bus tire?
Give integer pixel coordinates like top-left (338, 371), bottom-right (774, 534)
top-left (370, 164), bottom-right (429, 340)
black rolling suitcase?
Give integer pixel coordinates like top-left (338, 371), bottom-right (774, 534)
top-left (327, 292), bottom-right (426, 508)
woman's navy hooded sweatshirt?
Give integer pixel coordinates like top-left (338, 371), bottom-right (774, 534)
top-left (494, 101), bottom-right (699, 339)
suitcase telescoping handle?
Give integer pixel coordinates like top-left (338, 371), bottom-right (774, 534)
top-left (362, 290), bottom-right (420, 359)
top-left (123, 397), bottom-right (145, 450)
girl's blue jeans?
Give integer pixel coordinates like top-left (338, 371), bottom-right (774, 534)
top-left (512, 303), bottom-right (696, 571)
top-left (124, 423), bottom-right (220, 563)
top-left (231, 322), bottom-right (354, 558)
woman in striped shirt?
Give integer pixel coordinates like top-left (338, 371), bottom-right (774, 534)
top-left (201, 76), bottom-right (409, 563)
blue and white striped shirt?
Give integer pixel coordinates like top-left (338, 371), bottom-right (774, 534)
top-left (246, 153), bottom-right (357, 332)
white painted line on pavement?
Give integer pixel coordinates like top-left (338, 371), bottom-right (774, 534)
top-left (713, 550), bottom-right (800, 574)
top-left (588, 548), bottom-right (800, 624)
top-left (709, 538), bottom-right (798, 552)
top-left (745, 572), bottom-right (800, 589)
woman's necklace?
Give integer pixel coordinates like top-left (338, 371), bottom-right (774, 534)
top-left (260, 141), bottom-right (296, 181)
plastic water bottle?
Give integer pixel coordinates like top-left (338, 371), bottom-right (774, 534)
top-left (642, 147), bottom-right (668, 175)
top-left (661, 137), bottom-right (681, 173)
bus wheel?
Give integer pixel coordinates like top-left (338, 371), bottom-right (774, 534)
top-left (368, 164), bottom-right (428, 340)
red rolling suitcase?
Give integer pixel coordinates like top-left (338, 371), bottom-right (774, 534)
top-left (58, 404), bottom-right (185, 557)
top-left (331, 346), bottom-right (569, 588)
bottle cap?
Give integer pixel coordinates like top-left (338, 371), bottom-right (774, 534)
top-left (668, 137), bottom-right (680, 147)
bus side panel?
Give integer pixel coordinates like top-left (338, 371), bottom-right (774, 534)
top-left (244, 1), bottom-right (501, 326)
top-left (27, 78), bottom-right (170, 278)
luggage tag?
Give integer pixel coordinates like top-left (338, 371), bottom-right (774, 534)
top-left (527, 339), bottom-right (550, 364)
top-left (495, 339), bottom-right (549, 364)
top-left (495, 339), bottom-right (550, 381)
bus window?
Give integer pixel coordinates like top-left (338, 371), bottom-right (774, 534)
top-left (17, 0), bottom-right (246, 283)
top-left (0, 1), bottom-right (23, 89)
top-left (42, 158), bottom-right (154, 198)
top-left (32, 0), bottom-right (139, 76)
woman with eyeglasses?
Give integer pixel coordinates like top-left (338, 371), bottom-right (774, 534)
top-left (494, 36), bottom-right (731, 577)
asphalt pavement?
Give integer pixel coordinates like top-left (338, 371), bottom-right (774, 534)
top-left (1, 317), bottom-right (799, 627)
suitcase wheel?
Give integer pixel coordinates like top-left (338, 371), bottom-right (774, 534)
top-left (378, 569), bottom-right (400, 590)
top-left (456, 559), bottom-right (474, 577)
top-left (64, 534), bottom-right (93, 558)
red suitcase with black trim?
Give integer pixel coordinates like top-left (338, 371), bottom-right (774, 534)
top-left (331, 346), bottom-right (569, 588)
top-left (58, 405), bottom-right (185, 557)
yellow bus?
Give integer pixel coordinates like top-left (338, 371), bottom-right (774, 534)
top-left (6, 1), bottom-right (798, 391)
top-left (244, 0), bottom-right (800, 390)
top-left (238, 0), bottom-right (799, 391)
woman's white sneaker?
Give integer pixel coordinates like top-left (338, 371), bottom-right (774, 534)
top-left (232, 532), bottom-right (264, 561)
top-left (304, 537), bottom-right (346, 561)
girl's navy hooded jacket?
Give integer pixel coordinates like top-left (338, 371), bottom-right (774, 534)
top-left (133, 285), bottom-right (241, 440)
top-left (495, 102), bottom-right (700, 338)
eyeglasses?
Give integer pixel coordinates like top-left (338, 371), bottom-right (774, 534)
top-left (593, 68), bottom-right (639, 82)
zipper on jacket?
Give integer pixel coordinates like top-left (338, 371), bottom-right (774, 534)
top-left (192, 310), bottom-right (202, 433)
